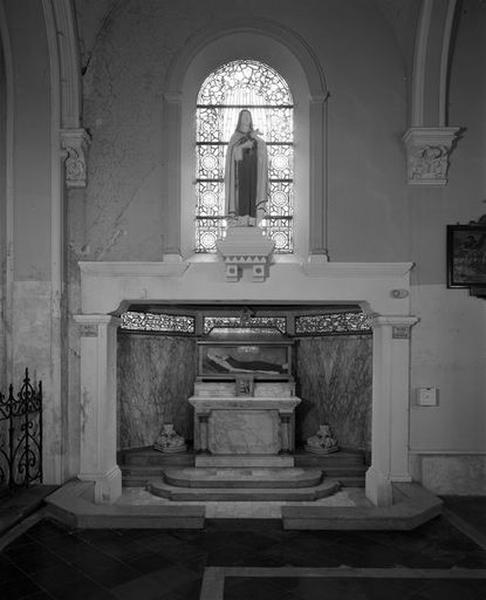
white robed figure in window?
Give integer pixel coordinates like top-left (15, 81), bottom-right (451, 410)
top-left (224, 109), bottom-right (268, 225)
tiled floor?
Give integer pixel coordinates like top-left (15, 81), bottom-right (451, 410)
top-left (0, 498), bottom-right (485, 599)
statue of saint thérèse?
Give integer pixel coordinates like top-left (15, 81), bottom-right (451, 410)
top-left (224, 109), bottom-right (268, 225)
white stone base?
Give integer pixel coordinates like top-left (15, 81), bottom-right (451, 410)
top-left (365, 465), bottom-right (393, 507)
top-left (79, 465), bottom-right (122, 504)
top-left (216, 225), bottom-right (274, 282)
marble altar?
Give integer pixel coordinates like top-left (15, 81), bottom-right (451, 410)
top-left (189, 382), bottom-right (301, 468)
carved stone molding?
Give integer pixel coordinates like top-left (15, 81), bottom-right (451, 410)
top-left (403, 127), bottom-right (460, 185)
top-left (60, 128), bottom-right (91, 188)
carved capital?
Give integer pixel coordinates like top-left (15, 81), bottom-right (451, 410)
top-left (402, 127), bottom-right (460, 185)
top-left (60, 128), bottom-right (91, 188)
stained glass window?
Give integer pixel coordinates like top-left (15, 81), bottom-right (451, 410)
top-left (195, 60), bottom-right (294, 253)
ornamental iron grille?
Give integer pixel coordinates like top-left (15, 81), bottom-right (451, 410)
top-left (0, 369), bottom-right (43, 489)
top-left (204, 316), bottom-right (287, 335)
top-left (196, 60), bottom-right (294, 253)
top-left (295, 313), bottom-right (373, 336)
top-left (119, 311), bottom-right (371, 336)
top-left (121, 311), bottom-right (195, 334)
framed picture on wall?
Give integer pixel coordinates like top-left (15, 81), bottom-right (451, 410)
top-left (447, 223), bottom-right (486, 288)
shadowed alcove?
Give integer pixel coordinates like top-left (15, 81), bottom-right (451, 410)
top-left (116, 303), bottom-right (372, 454)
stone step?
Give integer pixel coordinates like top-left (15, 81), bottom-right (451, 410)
top-left (295, 451), bottom-right (366, 468)
top-left (118, 448), bottom-right (194, 467)
top-left (162, 467), bottom-right (323, 489)
top-left (322, 466), bottom-right (368, 477)
top-left (119, 447), bottom-right (367, 467)
top-left (147, 478), bottom-right (341, 502)
top-left (121, 466), bottom-right (366, 488)
top-left (335, 476), bottom-right (366, 488)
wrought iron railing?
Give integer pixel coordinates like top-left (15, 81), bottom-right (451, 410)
top-left (0, 369), bottom-right (43, 489)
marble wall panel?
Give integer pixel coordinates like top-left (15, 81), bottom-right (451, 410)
top-left (117, 333), bottom-right (196, 449)
top-left (295, 335), bottom-right (372, 450)
top-left (417, 454), bottom-right (486, 495)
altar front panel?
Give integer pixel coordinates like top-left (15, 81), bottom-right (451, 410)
top-left (208, 409), bottom-right (280, 454)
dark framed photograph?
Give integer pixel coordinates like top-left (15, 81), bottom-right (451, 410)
top-left (197, 340), bottom-right (293, 379)
top-left (447, 224), bottom-right (486, 288)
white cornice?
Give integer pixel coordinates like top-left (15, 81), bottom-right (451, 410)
top-left (79, 260), bottom-right (189, 278)
top-left (302, 262), bottom-right (414, 278)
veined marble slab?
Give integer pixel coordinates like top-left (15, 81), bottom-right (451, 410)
top-left (193, 381), bottom-right (295, 397)
top-left (190, 397), bottom-right (301, 411)
top-left (190, 396), bottom-right (301, 457)
top-left (296, 335), bottom-right (372, 450)
top-left (208, 409), bottom-right (280, 455)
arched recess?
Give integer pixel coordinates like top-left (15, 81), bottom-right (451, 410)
top-left (162, 18), bottom-right (329, 260)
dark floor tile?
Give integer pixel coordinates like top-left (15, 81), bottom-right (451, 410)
top-left (4, 542), bottom-right (70, 575)
top-left (80, 561), bottom-right (141, 588)
top-left (224, 576), bottom-right (295, 600)
top-left (0, 574), bottom-right (43, 599)
top-left (158, 576), bottom-right (202, 600)
top-left (125, 551), bottom-right (177, 575)
top-left (39, 573), bottom-right (115, 600)
top-left (0, 556), bottom-right (25, 584)
top-left (25, 519), bottom-right (76, 543)
top-left (27, 563), bottom-right (85, 588)
top-left (442, 496), bottom-right (486, 537)
top-left (407, 578), bottom-right (484, 600)
top-left (111, 572), bottom-right (171, 600)
top-left (22, 592), bottom-right (54, 600)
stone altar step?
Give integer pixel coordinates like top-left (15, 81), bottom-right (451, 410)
top-left (147, 477), bottom-right (341, 502)
top-left (119, 447), bottom-right (368, 487)
top-left (162, 467), bottom-right (324, 489)
top-left (119, 447), bottom-right (367, 468)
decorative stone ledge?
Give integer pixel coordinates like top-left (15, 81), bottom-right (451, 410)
top-left (402, 127), bottom-right (460, 185)
top-left (216, 225), bottom-right (275, 282)
top-left (60, 128), bottom-right (91, 188)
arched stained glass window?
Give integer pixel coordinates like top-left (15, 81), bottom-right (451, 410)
top-left (195, 60), bottom-right (294, 253)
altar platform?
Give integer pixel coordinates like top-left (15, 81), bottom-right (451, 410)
top-left (44, 478), bottom-right (442, 530)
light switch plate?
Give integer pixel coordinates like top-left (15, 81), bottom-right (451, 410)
top-left (416, 387), bottom-right (438, 406)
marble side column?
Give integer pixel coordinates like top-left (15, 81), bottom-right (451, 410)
top-left (198, 413), bottom-right (210, 454)
top-left (74, 315), bottom-right (121, 503)
top-left (279, 413), bottom-right (291, 454)
top-left (366, 315), bottom-right (418, 507)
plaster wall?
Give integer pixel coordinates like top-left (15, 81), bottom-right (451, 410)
top-left (0, 37), bottom-right (6, 390)
top-left (76, 0), bottom-right (409, 263)
top-left (409, 0), bottom-right (486, 457)
top-left (1, 0), bottom-right (63, 484)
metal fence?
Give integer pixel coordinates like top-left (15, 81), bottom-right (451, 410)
top-left (0, 369), bottom-right (43, 489)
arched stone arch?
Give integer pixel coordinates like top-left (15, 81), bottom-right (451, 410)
top-left (164, 18), bottom-right (328, 98)
top-left (403, 0), bottom-right (461, 185)
top-left (161, 18), bottom-right (329, 260)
